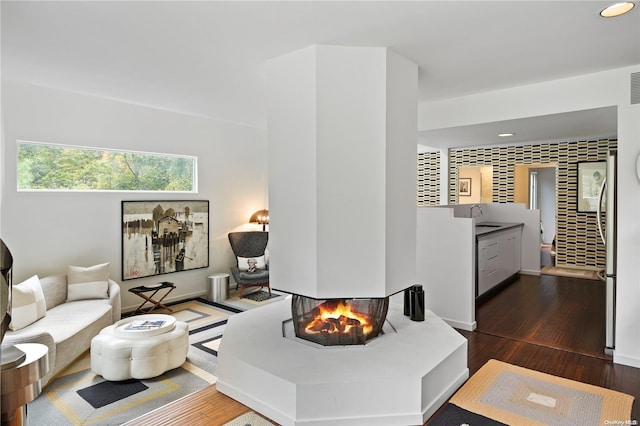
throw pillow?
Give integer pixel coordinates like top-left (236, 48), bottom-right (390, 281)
top-left (9, 275), bottom-right (46, 331)
top-left (67, 262), bottom-right (110, 301)
top-left (237, 255), bottom-right (266, 272)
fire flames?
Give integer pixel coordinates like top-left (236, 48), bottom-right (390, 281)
top-left (304, 299), bottom-right (373, 336)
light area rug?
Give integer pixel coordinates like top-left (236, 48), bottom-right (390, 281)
top-left (541, 265), bottom-right (601, 280)
top-left (27, 299), bottom-right (240, 426)
top-left (169, 299), bottom-right (242, 378)
top-left (446, 359), bottom-right (634, 426)
top-left (224, 411), bottom-right (276, 426)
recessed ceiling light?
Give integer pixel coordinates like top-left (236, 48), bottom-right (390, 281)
top-left (600, 2), bottom-right (635, 17)
top-left (498, 133), bottom-right (515, 137)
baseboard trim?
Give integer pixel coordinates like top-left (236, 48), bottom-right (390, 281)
top-left (443, 318), bottom-right (477, 331)
top-left (613, 352), bottom-right (640, 368)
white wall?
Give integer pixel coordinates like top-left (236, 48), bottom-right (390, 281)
top-left (418, 67), bottom-right (630, 132)
top-left (416, 202), bottom-right (539, 332)
top-left (419, 65), bottom-right (640, 368)
top-left (0, 82), bottom-right (5, 242)
top-left (416, 206), bottom-right (476, 331)
top-left (615, 103), bottom-right (640, 368)
top-left (1, 81), bottom-right (267, 312)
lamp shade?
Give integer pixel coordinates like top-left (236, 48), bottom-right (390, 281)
top-left (249, 209), bottom-right (269, 231)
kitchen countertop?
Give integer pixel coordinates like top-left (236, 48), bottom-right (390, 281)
top-left (475, 221), bottom-right (524, 237)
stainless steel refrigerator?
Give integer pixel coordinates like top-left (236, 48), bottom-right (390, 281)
top-left (597, 149), bottom-right (616, 355)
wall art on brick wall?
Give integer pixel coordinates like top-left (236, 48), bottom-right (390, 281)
top-left (577, 161), bottom-right (606, 213)
top-left (122, 200), bottom-right (209, 280)
top-left (459, 178), bottom-right (472, 196)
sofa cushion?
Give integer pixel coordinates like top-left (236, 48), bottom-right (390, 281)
top-left (67, 263), bottom-right (110, 301)
top-left (47, 300), bottom-right (113, 377)
top-left (40, 274), bottom-right (68, 310)
top-left (11, 299), bottom-right (114, 383)
top-left (9, 299), bottom-right (112, 342)
top-left (9, 275), bottom-right (46, 331)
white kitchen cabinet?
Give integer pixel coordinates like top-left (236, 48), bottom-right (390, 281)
top-left (477, 226), bottom-right (522, 297)
top-left (477, 235), bottom-right (498, 296)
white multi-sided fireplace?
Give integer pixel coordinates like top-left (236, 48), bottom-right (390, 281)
top-left (216, 45), bottom-right (468, 425)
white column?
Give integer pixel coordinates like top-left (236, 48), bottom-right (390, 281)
top-left (266, 45), bottom-right (418, 299)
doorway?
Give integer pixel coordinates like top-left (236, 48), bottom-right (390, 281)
top-left (514, 164), bottom-right (557, 267)
top-left (457, 165), bottom-right (493, 204)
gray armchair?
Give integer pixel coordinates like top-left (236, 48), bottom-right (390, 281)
top-left (228, 231), bottom-right (270, 297)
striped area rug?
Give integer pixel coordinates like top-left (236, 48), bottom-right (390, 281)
top-left (28, 299), bottom-right (239, 426)
top-left (431, 359), bottom-right (634, 426)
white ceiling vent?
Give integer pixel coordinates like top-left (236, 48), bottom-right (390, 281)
top-left (631, 72), bottom-right (640, 105)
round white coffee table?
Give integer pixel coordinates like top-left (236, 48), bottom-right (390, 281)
top-left (91, 314), bottom-right (188, 381)
top-left (112, 314), bottom-right (176, 337)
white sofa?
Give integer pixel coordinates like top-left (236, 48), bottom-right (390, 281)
top-left (4, 274), bottom-right (121, 387)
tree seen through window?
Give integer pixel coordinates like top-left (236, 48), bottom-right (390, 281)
top-left (17, 141), bottom-right (196, 192)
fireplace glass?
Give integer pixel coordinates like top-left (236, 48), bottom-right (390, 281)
top-left (291, 295), bottom-right (389, 346)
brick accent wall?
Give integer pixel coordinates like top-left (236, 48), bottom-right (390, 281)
top-left (416, 139), bottom-right (617, 269)
top-left (417, 151), bottom-right (440, 206)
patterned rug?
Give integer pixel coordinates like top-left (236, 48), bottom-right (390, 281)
top-left (170, 299), bottom-right (242, 377)
top-left (242, 290), bottom-right (281, 302)
top-left (430, 359), bottom-right (634, 426)
top-left (28, 299), bottom-right (240, 425)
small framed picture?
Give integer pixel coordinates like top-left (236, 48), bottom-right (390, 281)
top-left (459, 178), bottom-right (472, 196)
top-left (577, 161), bottom-right (606, 212)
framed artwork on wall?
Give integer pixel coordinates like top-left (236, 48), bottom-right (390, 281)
top-left (459, 178), bottom-right (472, 196)
top-left (122, 200), bottom-right (209, 280)
top-left (577, 161), bottom-right (606, 213)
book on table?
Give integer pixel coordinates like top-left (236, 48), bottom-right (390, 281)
top-left (125, 319), bottom-right (166, 331)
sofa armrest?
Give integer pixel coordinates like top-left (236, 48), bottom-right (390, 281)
top-left (108, 279), bottom-right (121, 323)
top-left (2, 331), bottom-right (56, 373)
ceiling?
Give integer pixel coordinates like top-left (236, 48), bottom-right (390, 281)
top-left (2, 1), bottom-right (639, 147)
top-left (418, 106), bottom-right (619, 150)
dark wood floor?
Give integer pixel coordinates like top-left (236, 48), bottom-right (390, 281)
top-left (449, 273), bottom-right (639, 423)
top-left (127, 274), bottom-right (639, 425)
top-left (476, 273), bottom-right (609, 360)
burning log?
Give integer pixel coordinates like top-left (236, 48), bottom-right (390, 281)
top-left (300, 302), bottom-right (369, 344)
top-left (292, 296), bottom-right (389, 346)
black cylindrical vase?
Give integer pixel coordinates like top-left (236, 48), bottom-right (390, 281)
top-left (403, 287), bottom-right (412, 316)
top-left (410, 285), bottom-right (425, 322)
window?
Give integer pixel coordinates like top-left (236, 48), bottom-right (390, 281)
top-left (17, 141), bottom-right (197, 192)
